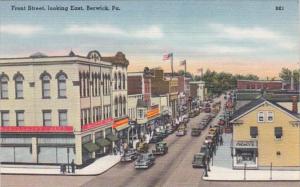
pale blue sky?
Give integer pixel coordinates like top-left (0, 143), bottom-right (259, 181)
top-left (0, 0), bottom-right (299, 77)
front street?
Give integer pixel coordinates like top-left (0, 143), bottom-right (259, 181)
top-left (1, 96), bottom-right (299, 187)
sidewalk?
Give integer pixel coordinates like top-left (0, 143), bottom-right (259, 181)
top-left (202, 133), bottom-right (300, 181)
top-left (0, 154), bottom-right (121, 176)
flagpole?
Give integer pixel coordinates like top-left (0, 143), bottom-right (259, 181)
top-left (171, 53), bottom-right (174, 78)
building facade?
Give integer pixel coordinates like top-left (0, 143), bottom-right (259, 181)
top-left (190, 81), bottom-right (205, 102)
top-left (230, 97), bottom-right (300, 169)
top-left (237, 80), bottom-right (284, 90)
top-left (0, 50), bottom-right (124, 166)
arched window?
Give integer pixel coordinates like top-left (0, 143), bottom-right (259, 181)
top-left (56, 71), bottom-right (68, 98)
top-left (94, 73), bottom-right (98, 96)
top-left (79, 72), bottom-right (83, 97)
top-left (91, 73), bottom-right (94, 96)
top-left (40, 72), bottom-right (51, 99)
top-left (119, 96), bottom-right (123, 116)
top-left (118, 72), bottom-right (121, 89)
top-left (122, 74), bottom-right (126, 90)
top-left (14, 73), bottom-right (24, 99)
top-left (114, 73), bottom-right (117, 90)
top-left (123, 96), bottom-right (126, 115)
top-left (98, 73), bottom-right (101, 95)
top-left (108, 75), bottom-right (111, 94)
top-left (0, 74), bottom-right (9, 99)
top-left (86, 72), bottom-right (90, 97)
top-left (114, 97), bottom-right (118, 117)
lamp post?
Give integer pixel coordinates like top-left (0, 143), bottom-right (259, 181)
top-left (67, 147), bottom-right (70, 173)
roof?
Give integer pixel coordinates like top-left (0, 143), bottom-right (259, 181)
top-left (231, 97), bottom-right (299, 121)
top-left (101, 52), bottom-right (129, 66)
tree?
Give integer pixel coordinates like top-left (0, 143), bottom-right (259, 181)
top-left (279, 67), bottom-right (300, 85)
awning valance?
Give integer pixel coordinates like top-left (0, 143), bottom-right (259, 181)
top-left (96, 138), bottom-right (111, 147)
top-left (106, 134), bottom-right (119, 142)
top-left (83, 142), bottom-right (100, 152)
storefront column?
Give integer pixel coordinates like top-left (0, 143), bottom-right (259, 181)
top-left (31, 137), bottom-right (38, 163)
top-left (75, 134), bottom-right (82, 165)
top-left (92, 133), bottom-right (96, 158)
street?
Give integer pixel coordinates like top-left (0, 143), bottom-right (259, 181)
top-left (1, 97), bottom-right (299, 187)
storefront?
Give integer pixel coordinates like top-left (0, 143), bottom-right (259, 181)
top-left (113, 117), bottom-right (129, 144)
top-left (232, 140), bottom-right (258, 169)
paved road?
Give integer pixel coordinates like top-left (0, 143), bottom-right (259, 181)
top-left (2, 96), bottom-right (300, 187)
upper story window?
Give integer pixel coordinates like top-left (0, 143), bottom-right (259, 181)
top-left (1, 111), bottom-right (9, 126)
top-left (0, 74), bottom-right (9, 99)
top-left (58, 110), bottom-right (68, 126)
top-left (257, 111), bottom-right (264, 122)
top-left (114, 73), bottom-right (117, 90)
top-left (250, 126), bottom-right (258, 138)
top-left (14, 73), bottom-right (24, 99)
top-left (138, 109), bottom-right (144, 119)
top-left (56, 72), bottom-right (67, 98)
top-left (40, 72), bottom-right (51, 99)
top-left (274, 127), bottom-right (283, 139)
top-left (16, 110), bottom-right (24, 126)
top-left (267, 111), bottom-right (274, 122)
top-left (122, 74), bottom-right (125, 90)
top-left (42, 110), bottom-right (52, 126)
top-left (118, 72), bottom-right (121, 89)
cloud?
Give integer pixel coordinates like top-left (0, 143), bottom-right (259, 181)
top-left (0, 24), bottom-right (44, 36)
top-left (209, 23), bottom-right (297, 51)
top-left (133, 26), bottom-right (163, 39)
top-left (198, 45), bottom-right (256, 55)
top-left (64, 24), bottom-right (126, 36)
top-left (64, 24), bottom-right (163, 39)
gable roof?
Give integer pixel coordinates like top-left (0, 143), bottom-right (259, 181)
top-left (230, 97), bottom-right (299, 122)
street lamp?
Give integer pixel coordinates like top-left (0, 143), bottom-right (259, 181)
top-left (67, 147), bottom-right (70, 173)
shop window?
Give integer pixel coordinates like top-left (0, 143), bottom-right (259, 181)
top-left (250, 126), bottom-right (258, 138)
top-left (257, 112), bottom-right (264, 122)
top-left (95, 130), bottom-right (104, 139)
top-left (274, 127), bottom-right (282, 139)
top-left (267, 111), bottom-right (274, 122)
top-left (82, 134), bottom-right (92, 144)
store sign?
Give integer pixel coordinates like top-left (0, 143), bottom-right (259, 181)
top-left (234, 141), bottom-right (257, 148)
top-left (112, 117), bottom-right (129, 129)
top-left (82, 117), bottom-right (114, 132)
top-left (0, 126), bottom-right (73, 133)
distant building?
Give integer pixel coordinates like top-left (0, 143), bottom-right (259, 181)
top-left (189, 81), bottom-right (205, 102)
top-left (237, 80), bottom-right (284, 90)
top-left (127, 72), bottom-right (151, 106)
top-left (230, 96), bottom-right (300, 169)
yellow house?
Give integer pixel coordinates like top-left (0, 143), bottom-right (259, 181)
top-left (230, 97), bottom-right (300, 169)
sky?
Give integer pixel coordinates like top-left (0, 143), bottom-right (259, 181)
top-left (0, 0), bottom-right (299, 78)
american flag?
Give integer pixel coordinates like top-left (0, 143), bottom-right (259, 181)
top-left (163, 53), bottom-right (173, 61)
top-left (180, 60), bottom-right (186, 66)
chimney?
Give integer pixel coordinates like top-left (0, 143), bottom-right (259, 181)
top-left (291, 96), bottom-right (298, 113)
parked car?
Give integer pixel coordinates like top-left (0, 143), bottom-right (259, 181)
top-left (150, 134), bottom-right (163, 143)
top-left (176, 129), bottom-right (185, 136)
top-left (192, 153), bottom-right (206, 168)
top-left (198, 123), bottom-right (206, 130)
top-left (134, 153), bottom-right (155, 169)
top-left (204, 107), bottom-right (211, 113)
top-left (121, 148), bottom-right (138, 162)
top-left (152, 142), bottom-right (168, 155)
top-left (191, 128), bottom-right (201, 137)
top-left (200, 145), bottom-right (208, 155)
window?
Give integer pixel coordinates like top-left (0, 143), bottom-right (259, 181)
top-left (123, 97), bottom-right (126, 115)
top-left (138, 109), bottom-right (144, 119)
top-left (57, 74), bottom-right (67, 98)
top-left (16, 111), bottom-right (24, 126)
top-left (122, 74), bottom-right (125, 89)
top-left (114, 73), bottom-right (117, 90)
top-left (105, 127), bottom-right (112, 136)
top-left (95, 130), bottom-right (103, 139)
top-left (257, 112), bottom-right (264, 122)
top-left (274, 127), bottom-right (282, 139)
top-left (82, 135), bottom-right (92, 144)
top-left (1, 111), bottom-right (9, 126)
top-left (43, 110), bottom-right (52, 126)
top-left (250, 126), bottom-right (258, 138)
top-left (58, 110), bottom-right (68, 126)
top-left (14, 74), bottom-right (24, 99)
top-left (114, 97), bottom-right (118, 117)
top-left (118, 73), bottom-right (121, 89)
top-left (267, 111), bottom-right (274, 122)
top-left (0, 75), bottom-right (9, 99)
top-left (41, 74), bottom-right (51, 98)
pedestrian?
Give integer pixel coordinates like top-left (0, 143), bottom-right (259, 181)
top-left (71, 159), bottom-right (75, 173)
top-left (60, 164), bottom-right (65, 174)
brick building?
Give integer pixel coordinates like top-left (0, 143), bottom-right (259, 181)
top-left (237, 80), bottom-right (284, 90)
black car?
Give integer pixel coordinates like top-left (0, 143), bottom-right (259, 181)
top-left (150, 135), bottom-right (163, 143)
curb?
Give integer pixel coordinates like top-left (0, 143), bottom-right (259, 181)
top-left (0, 160), bottom-right (120, 177)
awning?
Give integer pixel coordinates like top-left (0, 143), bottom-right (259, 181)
top-left (96, 138), bottom-right (111, 147)
top-left (83, 142), bottom-right (100, 152)
top-left (106, 134), bottom-right (119, 142)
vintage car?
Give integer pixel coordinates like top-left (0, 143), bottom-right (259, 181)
top-left (204, 107), bottom-right (211, 113)
top-left (198, 123), bottom-right (206, 130)
top-left (121, 148), bottom-right (138, 162)
top-left (192, 153), bottom-right (206, 168)
top-left (152, 142), bottom-right (168, 155)
top-left (149, 134), bottom-right (163, 144)
top-left (136, 142), bottom-right (149, 153)
top-left (176, 129), bottom-right (186, 136)
top-left (183, 117), bottom-right (189, 124)
top-left (134, 153), bottom-right (155, 169)
top-left (200, 145), bottom-right (208, 155)
top-left (191, 128), bottom-right (201, 137)
top-left (205, 134), bottom-right (215, 143)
